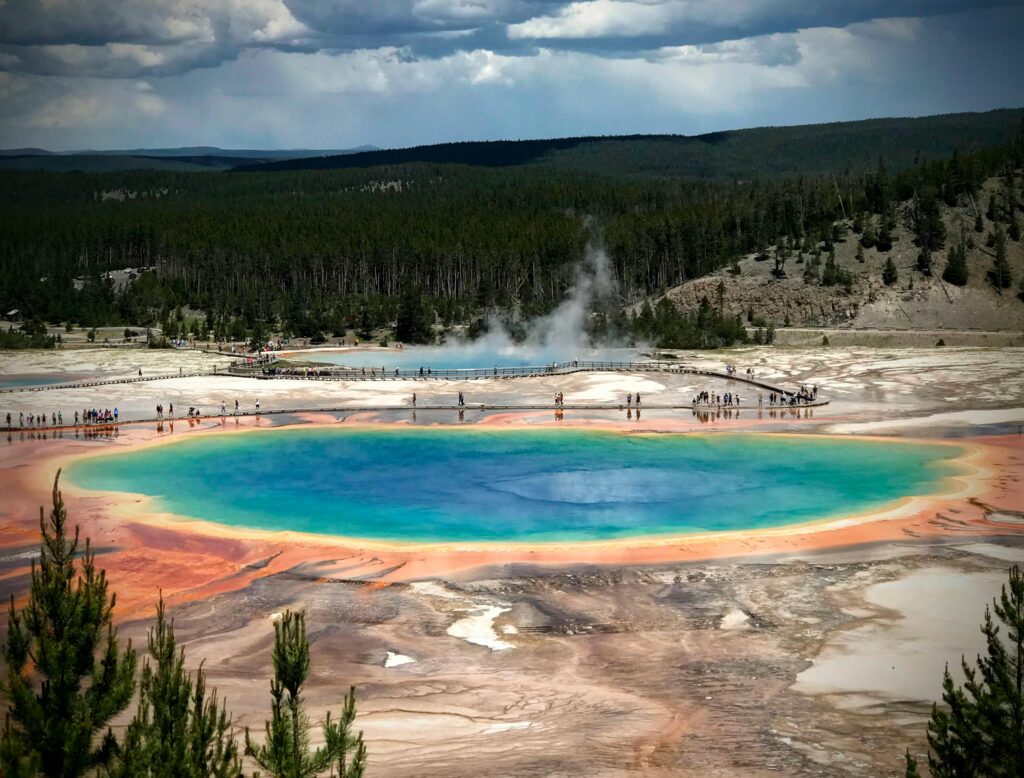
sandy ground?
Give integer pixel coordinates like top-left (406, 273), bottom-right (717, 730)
top-left (1, 345), bottom-right (1023, 776)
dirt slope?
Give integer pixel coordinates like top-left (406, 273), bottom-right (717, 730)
top-left (661, 175), bottom-right (1024, 332)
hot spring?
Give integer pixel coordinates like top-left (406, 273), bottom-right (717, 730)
top-left (65, 430), bottom-right (965, 543)
top-left (289, 346), bottom-right (640, 371)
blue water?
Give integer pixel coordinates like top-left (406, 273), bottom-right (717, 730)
top-left (66, 430), bottom-right (964, 543)
top-left (296, 346), bottom-right (639, 370)
top-left (0, 374), bottom-right (73, 389)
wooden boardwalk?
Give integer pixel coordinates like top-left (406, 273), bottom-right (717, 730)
top-left (1, 359), bottom-right (803, 397)
top-left (4, 399), bottom-right (826, 434)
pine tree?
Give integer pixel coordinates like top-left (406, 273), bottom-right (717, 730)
top-left (942, 238), bottom-right (969, 286)
top-left (883, 258), bottom-right (899, 286)
top-left (909, 564), bottom-right (1024, 775)
top-left (913, 189), bottom-right (946, 251)
top-left (876, 212), bottom-right (895, 253)
top-left (395, 285), bottom-right (431, 344)
top-left (989, 228), bottom-right (1012, 290)
top-left (1, 472), bottom-right (137, 777)
top-left (905, 750), bottom-right (920, 777)
top-left (249, 321), bottom-right (267, 353)
top-left (917, 246), bottom-right (933, 276)
top-left (245, 611), bottom-right (366, 778)
top-left (357, 306), bottom-right (373, 341)
top-left (111, 596), bottom-right (242, 778)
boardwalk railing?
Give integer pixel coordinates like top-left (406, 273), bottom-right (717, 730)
top-left (229, 360), bottom-right (800, 397)
top-left (2, 358), bottom-right (806, 400)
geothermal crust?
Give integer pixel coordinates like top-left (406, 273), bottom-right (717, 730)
top-left (1, 344), bottom-right (1022, 776)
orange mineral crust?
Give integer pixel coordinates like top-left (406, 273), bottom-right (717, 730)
top-left (1, 417), bottom-right (1020, 619)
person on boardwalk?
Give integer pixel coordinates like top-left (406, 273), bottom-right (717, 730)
top-left (457, 392), bottom-right (465, 407)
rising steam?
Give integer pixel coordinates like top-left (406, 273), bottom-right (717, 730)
top-left (450, 244), bottom-right (622, 364)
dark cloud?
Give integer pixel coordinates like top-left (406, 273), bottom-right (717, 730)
top-left (1, 0), bottom-right (1015, 70)
top-left (0, 0), bottom-right (1020, 149)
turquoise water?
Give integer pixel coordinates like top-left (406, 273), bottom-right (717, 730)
top-left (66, 430), bottom-right (963, 543)
top-left (299, 346), bottom-right (638, 370)
top-left (0, 374), bottom-right (73, 388)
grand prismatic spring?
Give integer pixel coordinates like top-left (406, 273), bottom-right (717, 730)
top-left (66, 429), bottom-right (966, 543)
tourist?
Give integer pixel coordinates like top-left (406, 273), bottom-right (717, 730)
top-left (256, 398), bottom-right (260, 414)
top-left (412, 393), bottom-right (417, 407)
top-left (627, 393), bottom-right (633, 406)
top-left (5, 412), bottom-right (9, 428)
top-left (113, 408), bottom-right (118, 421)
top-left (74, 411), bottom-right (79, 425)
top-left (169, 403), bottom-right (174, 416)
top-left (235, 399), bottom-right (239, 415)
top-left (221, 401), bottom-right (226, 415)
top-left (458, 392), bottom-right (465, 407)
top-left (138, 369), bottom-right (142, 378)
top-left (636, 393), bottom-right (641, 406)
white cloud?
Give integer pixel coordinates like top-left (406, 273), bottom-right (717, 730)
top-left (509, 0), bottom-right (681, 39)
top-left (0, 3), bottom-right (1020, 149)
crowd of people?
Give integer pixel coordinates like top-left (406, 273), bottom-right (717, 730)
top-left (79, 408), bottom-right (118, 424)
top-left (692, 390), bottom-right (741, 407)
top-left (5, 408), bottom-right (121, 428)
top-left (260, 365), bottom-right (333, 378)
top-left (767, 385), bottom-right (817, 406)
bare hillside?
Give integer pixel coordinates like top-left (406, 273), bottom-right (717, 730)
top-left (660, 174), bottom-right (1024, 333)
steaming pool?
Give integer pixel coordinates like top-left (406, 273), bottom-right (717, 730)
top-left (66, 429), bottom-right (965, 543)
top-left (288, 346), bottom-right (641, 371)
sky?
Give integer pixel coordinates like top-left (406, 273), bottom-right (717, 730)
top-left (0, 0), bottom-right (1022, 151)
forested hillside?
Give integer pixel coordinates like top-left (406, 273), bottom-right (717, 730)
top-left (244, 109), bottom-right (1024, 179)
top-left (0, 146), bottom-right (377, 173)
top-left (1, 112), bottom-right (1021, 348)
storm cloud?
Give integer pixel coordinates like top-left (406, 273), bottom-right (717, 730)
top-left (0, 0), bottom-right (1021, 149)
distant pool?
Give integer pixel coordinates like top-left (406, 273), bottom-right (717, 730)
top-left (291, 346), bottom-right (640, 371)
top-left (66, 430), bottom-right (965, 543)
top-left (0, 374), bottom-right (74, 389)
